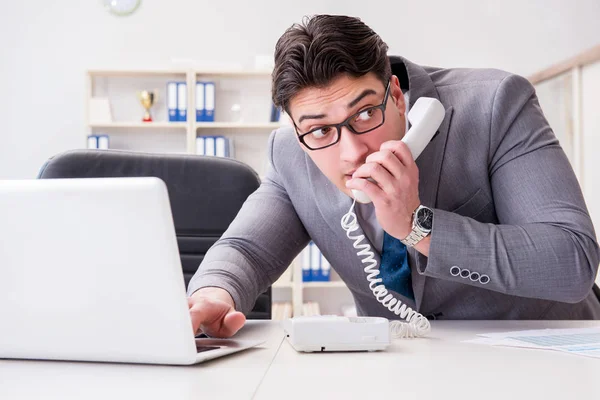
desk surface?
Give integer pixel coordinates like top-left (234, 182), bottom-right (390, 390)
top-left (1, 320), bottom-right (599, 400)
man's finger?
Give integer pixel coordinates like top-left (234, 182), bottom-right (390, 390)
top-left (220, 311), bottom-right (246, 337)
top-left (189, 304), bottom-right (210, 335)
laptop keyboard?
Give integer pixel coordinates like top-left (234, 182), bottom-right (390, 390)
top-left (196, 345), bottom-right (221, 353)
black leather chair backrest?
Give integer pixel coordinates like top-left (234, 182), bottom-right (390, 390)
top-left (38, 149), bottom-right (271, 319)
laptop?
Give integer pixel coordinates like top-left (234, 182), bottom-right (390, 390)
top-left (0, 177), bottom-right (263, 365)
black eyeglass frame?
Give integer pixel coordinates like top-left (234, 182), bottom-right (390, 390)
top-left (293, 80), bottom-right (392, 151)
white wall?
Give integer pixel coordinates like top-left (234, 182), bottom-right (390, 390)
top-left (1, 0), bottom-right (600, 178)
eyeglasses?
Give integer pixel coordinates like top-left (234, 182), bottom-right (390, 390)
top-left (293, 80), bottom-right (391, 151)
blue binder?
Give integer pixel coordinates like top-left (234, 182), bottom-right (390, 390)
top-left (167, 82), bottom-right (178, 122)
top-left (177, 82), bottom-right (187, 122)
top-left (270, 104), bottom-right (281, 122)
top-left (87, 135), bottom-right (98, 149)
top-left (204, 82), bottom-right (215, 122)
top-left (195, 137), bottom-right (205, 155)
top-left (302, 244), bottom-right (312, 282)
top-left (97, 135), bottom-right (109, 150)
top-left (195, 82), bottom-right (205, 122)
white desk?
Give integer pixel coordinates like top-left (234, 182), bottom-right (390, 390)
top-left (256, 320), bottom-right (600, 400)
top-left (0, 320), bottom-right (285, 400)
top-left (1, 321), bottom-right (599, 400)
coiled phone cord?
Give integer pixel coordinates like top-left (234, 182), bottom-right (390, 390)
top-left (340, 199), bottom-right (431, 339)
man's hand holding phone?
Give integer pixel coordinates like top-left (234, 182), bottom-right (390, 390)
top-left (345, 140), bottom-right (420, 241)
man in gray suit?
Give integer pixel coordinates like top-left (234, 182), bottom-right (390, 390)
top-left (187, 15), bottom-right (600, 337)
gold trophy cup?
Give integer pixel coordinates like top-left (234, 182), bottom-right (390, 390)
top-left (138, 90), bottom-right (156, 122)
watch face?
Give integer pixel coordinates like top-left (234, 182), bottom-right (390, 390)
top-left (416, 207), bottom-right (433, 230)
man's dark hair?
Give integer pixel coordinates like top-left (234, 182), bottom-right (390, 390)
top-left (272, 15), bottom-right (391, 114)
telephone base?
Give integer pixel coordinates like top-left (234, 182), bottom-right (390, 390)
top-left (283, 316), bottom-right (391, 353)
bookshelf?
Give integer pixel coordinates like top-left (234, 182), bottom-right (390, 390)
top-left (272, 253), bottom-right (354, 319)
top-left (85, 68), bottom-right (283, 175)
top-left (85, 68), bottom-right (353, 318)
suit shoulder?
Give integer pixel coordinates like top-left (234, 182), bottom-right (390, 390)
top-left (426, 66), bottom-right (529, 90)
top-left (268, 125), bottom-right (306, 172)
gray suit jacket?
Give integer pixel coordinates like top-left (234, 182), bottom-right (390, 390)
top-left (188, 56), bottom-right (600, 320)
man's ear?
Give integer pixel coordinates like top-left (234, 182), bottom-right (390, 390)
top-left (389, 75), bottom-right (406, 115)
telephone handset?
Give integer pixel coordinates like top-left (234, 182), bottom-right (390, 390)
top-left (351, 97), bottom-right (446, 204)
top-left (342, 97), bottom-right (445, 339)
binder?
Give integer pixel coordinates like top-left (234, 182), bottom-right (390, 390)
top-left (167, 82), bottom-right (178, 122)
top-left (302, 245), bottom-right (311, 282)
top-left (195, 137), bottom-right (205, 155)
top-left (97, 135), bottom-right (109, 150)
top-left (177, 82), bottom-right (187, 122)
top-left (87, 135), bottom-right (98, 149)
top-left (228, 138), bottom-right (235, 158)
top-left (195, 82), bottom-right (205, 122)
top-left (320, 254), bottom-right (331, 281)
top-left (205, 136), bottom-right (215, 156)
top-left (310, 242), bottom-right (321, 281)
top-left (215, 136), bottom-right (227, 157)
top-left (270, 104), bottom-right (281, 122)
top-left (204, 82), bottom-right (215, 122)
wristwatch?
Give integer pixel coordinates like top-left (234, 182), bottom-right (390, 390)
top-left (400, 205), bottom-right (434, 247)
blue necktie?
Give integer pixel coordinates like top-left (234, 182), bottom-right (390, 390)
top-left (380, 231), bottom-right (414, 300)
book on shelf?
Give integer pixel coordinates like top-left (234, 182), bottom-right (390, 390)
top-left (164, 81), bottom-right (188, 122)
top-left (270, 104), bottom-right (292, 126)
top-left (195, 136), bottom-right (234, 158)
top-left (87, 134), bottom-right (110, 150)
top-left (301, 242), bottom-right (331, 282)
top-left (167, 82), bottom-right (178, 122)
top-left (196, 81), bottom-right (215, 122)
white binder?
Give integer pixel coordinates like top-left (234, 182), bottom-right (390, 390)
top-left (195, 137), bottom-right (205, 155)
top-left (195, 82), bottom-right (205, 122)
top-left (320, 254), bottom-right (331, 281)
top-left (204, 82), bottom-right (215, 122)
top-left (97, 135), bottom-right (109, 150)
top-left (177, 82), bottom-right (187, 121)
top-left (205, 136), bottom-right (215, 156)
top-left (167, 82), bottom-right (178, 122)
top-left (215, 136), bottom-right (227, 157)
top-left (302, 245), bottom-right (311, 282)
top-left (310, 242), bottom-right (321, 281)
top-left (87, 135), bottom-right (98, 149)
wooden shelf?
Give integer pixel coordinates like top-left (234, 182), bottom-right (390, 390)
top-left (195, 70), bottom-right (272, 77)
top-left (88, 69), bottom-right (188, 77)
top-left (273, 282), bottom-right (293, 289)
top-left (195, 122), bottom-right (281, 130)
top-left (88, 69), bottom-right (272, 78)
top-left (302, 281), bottom-right (347, 289)
top-left (89, 122), bottom-right (187, 129)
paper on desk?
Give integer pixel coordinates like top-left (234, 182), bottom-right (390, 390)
top-left (463, 327), bottom-right (600, 359)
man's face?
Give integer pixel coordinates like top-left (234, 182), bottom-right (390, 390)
top-left (288, 73), bottom-right (407, 197)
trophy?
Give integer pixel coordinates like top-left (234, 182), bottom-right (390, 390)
top-left (138, 90), bottom-right (156, 122)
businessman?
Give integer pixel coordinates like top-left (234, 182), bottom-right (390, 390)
top-left (187, 15), bottom-right (600, 337)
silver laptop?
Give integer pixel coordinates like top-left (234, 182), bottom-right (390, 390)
top-left (0, 177), bottom-right (263, 365)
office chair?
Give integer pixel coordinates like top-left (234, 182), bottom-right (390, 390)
top-left (37, 149), bottom-right (271, 319)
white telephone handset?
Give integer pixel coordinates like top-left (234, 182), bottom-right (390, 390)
top-left (351, 97), bottom-right (445, 203)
